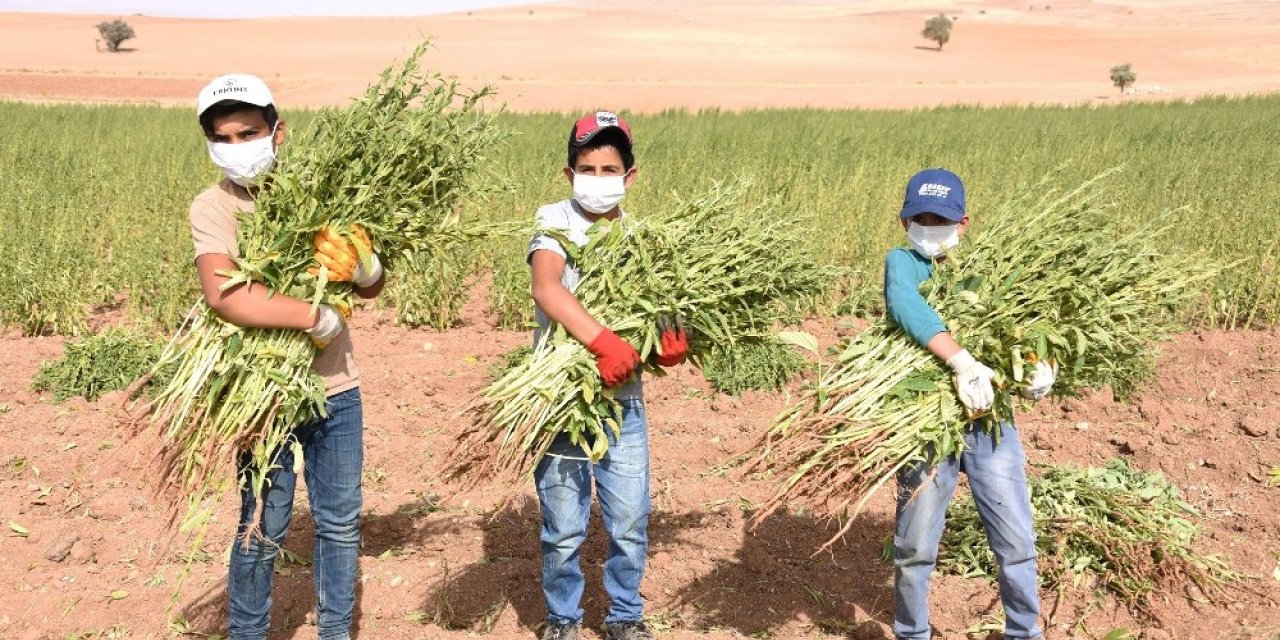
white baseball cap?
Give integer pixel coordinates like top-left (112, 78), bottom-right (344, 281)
top-left (196, 73), bottom-right (274, 116)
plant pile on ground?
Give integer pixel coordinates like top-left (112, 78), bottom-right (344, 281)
top-left (700, 336), bottom-right (809, 396)
top-left (33, 327), bottom-right (167, 402)
top-left (936, 459), bottom-right (1240, 617)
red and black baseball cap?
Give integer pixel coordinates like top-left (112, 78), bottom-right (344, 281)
top-left (569, 111), bottom-right (633, 149)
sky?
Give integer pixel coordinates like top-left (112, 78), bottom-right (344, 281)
top-left (0, 0), bottom-right (554, 18)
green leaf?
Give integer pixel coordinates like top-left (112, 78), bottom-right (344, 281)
top-left (900, 376), bottom-right (938, 392)
top-left (777, 331), bottom-right (820, 355)
top-left (8, 521), bottom-right (29, 537)
top-left (589, 430), bottom-right (610, 461)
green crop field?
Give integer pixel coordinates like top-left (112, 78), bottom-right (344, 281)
top-left (2, 95), bottom-right (1278, 336)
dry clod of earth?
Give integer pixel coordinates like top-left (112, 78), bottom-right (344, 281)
top-left (1236, 416), bottom-right (1270, 438)
top-left (1110, 436), bottom-right (1136, 455)
top-left (853, 619), bottom-right (888, 639)
top-left (68, 538), bottom-right (95, 564)
top-left (42, 530), bottom-right (78, 562)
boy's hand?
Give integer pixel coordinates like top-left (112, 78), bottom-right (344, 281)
top-left (946, 349), bottom-right (995, 413)
top-left (652, 315), bottom-right (689, 367)
top-left (310, 225), bottom-right (383, 287)
top-left (305, 303), bottom-right (346, 349)
top-left (1020, 360), bottom-right (1058, 401)
top-left (588, 328), bottom-right (641, 387)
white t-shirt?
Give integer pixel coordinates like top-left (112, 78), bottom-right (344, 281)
top-left (527, 199), bottom-right (642, 400)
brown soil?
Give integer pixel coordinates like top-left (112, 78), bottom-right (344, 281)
top-left (1, 289), bottom-right (1278, 639)
top-left (4, 2), bottom-right (1278, 637)
top-left (2, 0), bottom-right (1279, 112)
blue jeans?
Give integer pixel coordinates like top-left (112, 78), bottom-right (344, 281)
top-left (893, 421), bottom-right (1041, 640)
top-left (534, 398), bottom-right (650, 626)
top-left (228, 388), bottom-right (363, 640)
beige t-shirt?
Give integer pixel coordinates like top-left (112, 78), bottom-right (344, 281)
top-left (189, 178), bottom-right (360, 396)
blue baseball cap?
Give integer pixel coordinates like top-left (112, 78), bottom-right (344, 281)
top-left (899, 168), bottom-right (966, 221)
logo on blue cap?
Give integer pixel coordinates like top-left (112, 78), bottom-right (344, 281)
top-left (900, 168), bottom-right (966, 222)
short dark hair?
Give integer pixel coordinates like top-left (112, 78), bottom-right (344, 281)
top-left (199, 100), bottom-right (279, 137)
top-left (567, 127), bottom-right (634, 171)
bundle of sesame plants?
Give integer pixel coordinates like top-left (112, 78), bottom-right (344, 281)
top-left (126, 41), bottom-right (509, 542)
top-left (445, 179), bottom-right (830, 486)
top-left (745, 170), bottom-right (1218, 543)
top-left (936, 459), bottom-right (1240, 617)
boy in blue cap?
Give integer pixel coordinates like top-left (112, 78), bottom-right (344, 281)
top-left (884, 168), bottom-right (1055, 640)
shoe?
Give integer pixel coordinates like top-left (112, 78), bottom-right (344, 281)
top-left (605, 620), bottom-right (654, 640)
top-left (541, 622), bottom-right (579, 640)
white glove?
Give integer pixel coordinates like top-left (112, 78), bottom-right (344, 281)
top-left (305, 304), bottom-right (345, 349)
top-left (1020, 360), bottom-right (1057, 401)
top-left (946, 349), bottom-right (995, 413)
top-left (352, 252), bottom-right (383, 288)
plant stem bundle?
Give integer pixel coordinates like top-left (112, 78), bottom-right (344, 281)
top-left (446, 179), bottom-right (831, 485)
top-left (127, 41), bottom-right (509, 541)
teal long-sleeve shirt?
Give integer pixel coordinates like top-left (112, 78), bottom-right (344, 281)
top-left (883, 247), bottom-right (948, 348)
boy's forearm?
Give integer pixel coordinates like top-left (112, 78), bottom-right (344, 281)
top-left (532, 281), bottom-right (605, 346)
top-left (197, 253), bottom-right (323, 331)
top-left (925, 331), bottom-right (963, 361)
top-left (206, 282), bottom-right (317, 330)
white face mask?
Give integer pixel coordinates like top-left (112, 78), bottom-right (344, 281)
top-left (907, 221), bottom-right (961, 258)
top-left (572, 172), bottom-right (628, 214)
top-left (208, 126), bottom-right (278, 188)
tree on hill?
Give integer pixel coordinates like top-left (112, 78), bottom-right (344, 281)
top-left (1110, 63), bottom-right (1136, 94)
top-left (96, 18), bottom-right (136, 53)
top-left (921, 14), bottom-right (953, 51)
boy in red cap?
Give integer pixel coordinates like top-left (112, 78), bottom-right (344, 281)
top-left (526, 112), bottom-right (688, 640)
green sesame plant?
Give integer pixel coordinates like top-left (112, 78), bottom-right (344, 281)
top-left (746, 171), bottom-right (1218, 544)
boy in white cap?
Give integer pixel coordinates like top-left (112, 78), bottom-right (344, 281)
top-left (527, 112), bottom-right (688, 640)
top-left (884, 168), bottom-right (1053, 640)
top-left (191, 73), bottom-right (385, 640)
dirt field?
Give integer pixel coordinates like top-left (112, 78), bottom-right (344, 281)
top-left (1, 0), bottom-right (1279, 111)
top-left (3, 1), bottom-right (1280, 637)
top-left (1, 286), bottom-right (1278, 639)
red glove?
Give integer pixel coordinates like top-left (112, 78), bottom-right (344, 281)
top-left (653, 328), bottom-right (689, 367)
top-left (652, 314), bottom-right (690, 368)
top-left (587, 328), bottom-right (641, 387)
